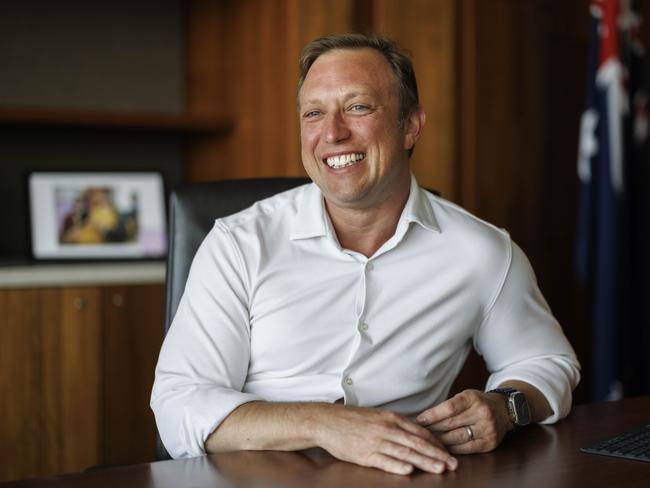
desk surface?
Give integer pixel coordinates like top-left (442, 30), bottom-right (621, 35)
top-left (3, 396), bottom-right (649, 488)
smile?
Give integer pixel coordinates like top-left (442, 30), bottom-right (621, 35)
top-left (324, 152), bottom-right (366, 169)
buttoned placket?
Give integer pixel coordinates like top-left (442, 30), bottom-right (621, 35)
top-left (356, 260), bottom-right (374, 338)
top-left (340, 255), bottom-right (376, 405)
top-left (321, 194), bottom-right (414, 406)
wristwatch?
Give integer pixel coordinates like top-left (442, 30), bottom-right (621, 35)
top-left (488, 387), bottom-right (531, 428)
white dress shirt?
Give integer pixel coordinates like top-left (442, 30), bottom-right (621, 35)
top-left (151, 175), bottom-right (580, 459)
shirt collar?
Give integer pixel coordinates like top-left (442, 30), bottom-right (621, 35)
top-left (401, 173), bottom-right (441, 233)
top-left (290, 183), bottom-right (330, 240)
top-left (289, 174), bottom-right (441, 241)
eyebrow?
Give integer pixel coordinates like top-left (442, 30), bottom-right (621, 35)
top-left (300, 89), bottom-right (375, 107)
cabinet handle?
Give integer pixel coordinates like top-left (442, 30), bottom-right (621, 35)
top-left (112, 293), bottom-right (125, 308)
top-left (73, 297), bottom-right (86, 311)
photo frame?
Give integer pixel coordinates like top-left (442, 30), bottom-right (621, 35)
top-left (28, 172), bottom-right (167, 260)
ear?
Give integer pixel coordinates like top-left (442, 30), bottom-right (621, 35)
top-left (403, 106), bottom-right (426, 151)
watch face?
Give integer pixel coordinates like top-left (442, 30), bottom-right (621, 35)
top-left (512, 392), bottom-right (530, 425)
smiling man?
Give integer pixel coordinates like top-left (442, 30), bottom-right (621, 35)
top-left (151, 34), bottom-right (580, 476)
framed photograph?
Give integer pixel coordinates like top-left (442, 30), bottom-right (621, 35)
top-left (28, 172), bottom-right (167, 260)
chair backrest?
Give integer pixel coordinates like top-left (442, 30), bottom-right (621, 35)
top-left (164, 177), bottom-right (311, 334)
top-left (156, 177), bottom-right (309, 460)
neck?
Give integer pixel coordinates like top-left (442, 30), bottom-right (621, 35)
top-left (326, 178), bottom-right (411, 258)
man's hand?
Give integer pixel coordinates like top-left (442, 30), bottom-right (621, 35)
top-left (415, 389), bottom-right (513, 454)
top-left (208, 401), bottom-right (457, 476)
top-left (315, 405), bottom-right (458, 475)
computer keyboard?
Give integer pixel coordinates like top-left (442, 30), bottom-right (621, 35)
top-left (581, 424), bottom-right (650, 462)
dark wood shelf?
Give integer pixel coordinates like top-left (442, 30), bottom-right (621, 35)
top-left (0, 107), bottom-right (232, 134)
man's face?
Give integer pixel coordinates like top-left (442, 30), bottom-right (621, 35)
top-left (298, 48), bottom-right (420, 211)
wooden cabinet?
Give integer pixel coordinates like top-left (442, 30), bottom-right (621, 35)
top-left (101, 285), bottom-right (165, 466)
top-left (0, 283), bottom-right (164, 483)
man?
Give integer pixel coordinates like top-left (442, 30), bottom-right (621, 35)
top-left (151, 34), bottom-right (580, 476)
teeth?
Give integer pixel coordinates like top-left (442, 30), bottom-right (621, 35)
top-left (325, 153), bottom-right (365, 168)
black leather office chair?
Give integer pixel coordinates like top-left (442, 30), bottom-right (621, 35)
top-left (155, 177), bottom-right (310, 460)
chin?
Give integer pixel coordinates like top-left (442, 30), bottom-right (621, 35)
top-left (325, 187), bottom-right (374, 208)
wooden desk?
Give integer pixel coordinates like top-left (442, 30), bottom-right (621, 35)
top-left (2, 397), bottom-right (649, 488)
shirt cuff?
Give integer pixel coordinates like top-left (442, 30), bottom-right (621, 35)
top-left (152, 386), bottom-right (263, 458)
top-left (484, 356), bottom-right (580, 424)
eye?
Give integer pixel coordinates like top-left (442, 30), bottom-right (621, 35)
top-left (303, 110), bottom-right (322, 119)
top-left (349, 104), bottom-right (368, 112)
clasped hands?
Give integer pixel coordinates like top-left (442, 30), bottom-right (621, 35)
top-left (320, 389), bottom-right (512, 475)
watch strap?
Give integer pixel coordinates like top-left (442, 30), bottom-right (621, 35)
top-left (489, 387), bottom-right (517, 396)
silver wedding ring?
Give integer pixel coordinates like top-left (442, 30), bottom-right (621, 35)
top-left (465, 425), bottom-right (474, 442)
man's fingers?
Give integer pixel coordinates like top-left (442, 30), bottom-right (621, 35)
top-left (427, 410), bottom-right (475, 433)
top-left (363, 413), bottom-right (457, 471)
top-left (319, 406), bottom-right (460, 475)
top-left (448, 439), bottom-right (490, 455)
top-left (367, 452), bottom-right (414, 475)
top-left (394, 418), bottom-right (456, 462)
top-left (416, 401), bottom-right (455, 426)
top-left (397, 415), bottom-right (447, 445)
top-left (413, 390), bottom-right (512, 456)
top-left (436, 426), bottom-right (479, 447)
top-left (416, 392), bottom-right (472, 426)
top-left (396, 433), bottom-right (458, 470)
top-left (419, 390), bottom-right (498, 433)
top-left (449, 441), bottom-right (477, 455)
top-left (379, 441), bottom-right (451, 474)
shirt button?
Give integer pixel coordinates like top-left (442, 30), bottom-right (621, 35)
top-left (366, 262), bottom-right (374, 271)
top-left (345, 377), bottom-right (353, 386)
top-left (359, 322), bottom-right (369, 332)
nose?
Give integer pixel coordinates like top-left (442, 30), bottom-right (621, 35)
top-left (324, 111), bottom-right (351, 144)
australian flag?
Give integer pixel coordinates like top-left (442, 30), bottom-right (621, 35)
top-left (577, 0), bottom-right (649, 402)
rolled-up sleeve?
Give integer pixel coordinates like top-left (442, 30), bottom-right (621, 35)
top-left (475, 240), bottom-right (581, 424)
top-left (151, 223), bottom-right (263, 458)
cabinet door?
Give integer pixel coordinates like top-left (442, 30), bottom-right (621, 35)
top-left (102, 284), bottom-right (164, 465)
top-left (0, 287), bottom-right (102, 482)
top-left (0, 289), bottom-right (48, 481)
top-left (53, 287), bottom-right (102, 473)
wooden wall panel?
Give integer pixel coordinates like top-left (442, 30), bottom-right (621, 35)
top-left (186, 0), bottom-right (228, 118)
top-left (373, 0), bottom-right (458, 199)
top-left (293, 0), bottom-right (355, 46)
top-left (187, 0), bottom-right (371, 183)
top-left (186, 0), bottom-right (231, 182)
top-left (458, 0), bottom-right (477, 212)
top-left (187, 0), bottom-right (306, 181)
top-left (459, 0), bottom-right (592, 401)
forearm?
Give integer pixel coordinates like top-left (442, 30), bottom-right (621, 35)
top-left (205, 401), bottom-right (331, 454)
top-left (205, 400), bottom-right (458, 475)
